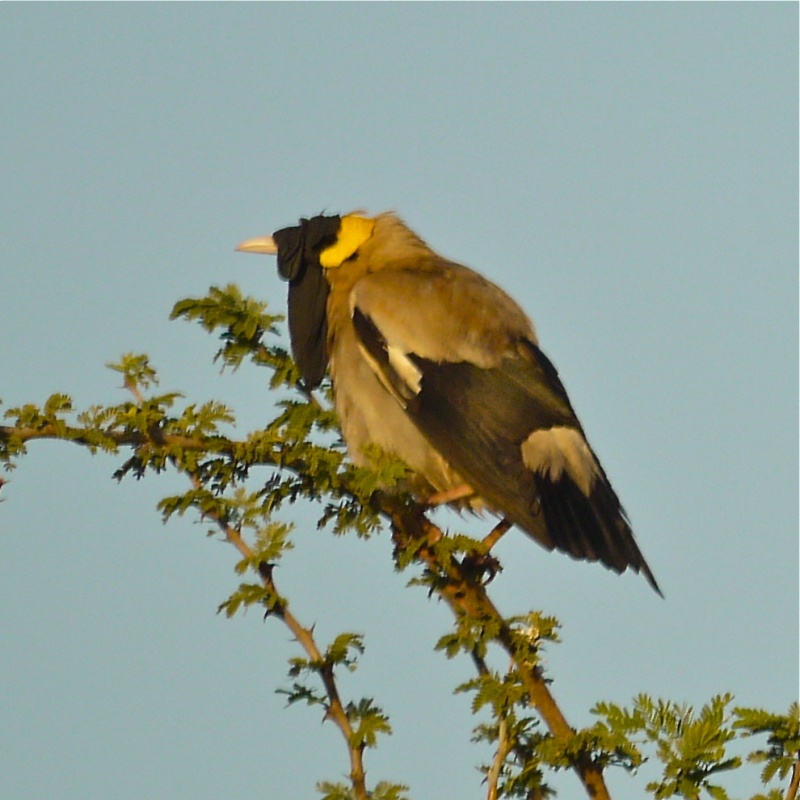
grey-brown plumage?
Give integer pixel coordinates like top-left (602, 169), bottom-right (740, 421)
top-left (237, 212), bottom-right (661, 594)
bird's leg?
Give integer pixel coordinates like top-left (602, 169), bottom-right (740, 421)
top-left (425, 483), bottom-right (475, 506)
top-left (482, 518), bottom-right (512, 551)
top-left (461, 519), bottom-right (513, 584)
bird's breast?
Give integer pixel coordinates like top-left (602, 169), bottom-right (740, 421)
top-left (327, 296), bottom-right (463, 495)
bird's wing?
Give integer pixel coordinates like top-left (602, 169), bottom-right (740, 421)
top-left (350, 263), bottom-right (660, 593)
top-left (350, 262), bottom-right (535, 366)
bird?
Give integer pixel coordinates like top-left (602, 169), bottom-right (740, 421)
top-left (237, 211), bottom-right (661, 594)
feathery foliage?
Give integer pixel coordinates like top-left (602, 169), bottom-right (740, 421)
top-left (1, 284), bottom-right (796, 800)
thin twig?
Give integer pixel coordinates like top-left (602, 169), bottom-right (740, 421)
top-left (186, 474), bottom-right (368, 800)
top-left (787, 756), bottom-right (800, 800)
top-left (486, 713), bottom-right (509, 800)
top-left (470, 650), bottom-right (504, 800)
top-left (123, 378), bottom-right (146, 404)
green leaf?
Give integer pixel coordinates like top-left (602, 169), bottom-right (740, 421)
top-left (369, 781), bottom-right (410, 800)
top-left (315, 781), bottom-right (352, 800)
top-left (346, 698), bottom-right (392, 749)
top-left (217, 582), bottom-right (281, 617)
top-left (277, 682), bottom-right (325, 708)
top-left (106, 353), bottom-right (159, 391)
top-left (326, 633), bottom-right (365, 671)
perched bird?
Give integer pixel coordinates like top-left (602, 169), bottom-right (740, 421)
top-left (237, 212), bottom-right (660, 594)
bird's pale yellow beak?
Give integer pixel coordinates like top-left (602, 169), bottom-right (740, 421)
top-left (235, 235), bottom-right (278, 255)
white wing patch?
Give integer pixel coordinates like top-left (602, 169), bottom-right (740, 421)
top-left (521, 426), bottom-right (600, 496)
top-left (350, 286), bottom-right (423, 407)
top-left (388, 345), bottom-right (422, 395)
top-left (355, 341), bottom-right (421, 408)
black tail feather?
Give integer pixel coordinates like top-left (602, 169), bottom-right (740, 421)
top-left (535, 473), bottom-right (662, 596)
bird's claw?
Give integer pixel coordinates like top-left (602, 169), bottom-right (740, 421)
top-left (461, 551), bottom-right (503, 584)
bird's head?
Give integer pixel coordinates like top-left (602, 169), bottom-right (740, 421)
top-left (235, 213), bottom-right (376, 388)
top-left (236, 213), bottom-right (376, 274)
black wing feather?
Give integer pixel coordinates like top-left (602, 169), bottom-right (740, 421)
top-left (353, 308), bottom-right (661, 594)
top-left (413, 352), bottom-right (661, 593)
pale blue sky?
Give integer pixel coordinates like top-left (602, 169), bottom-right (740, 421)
top-left (1, 5), bottom-right (797, 800)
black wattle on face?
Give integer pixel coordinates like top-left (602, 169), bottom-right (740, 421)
top-left (272, 215), bottom-right (341, 387)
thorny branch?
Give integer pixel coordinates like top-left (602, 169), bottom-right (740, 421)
top-left (114, 374), bottom-right (370, 800)
top-left (189, 475), bottom-right (370, 800)
top-left (0, 387), bottom-right (372, 798)
top-left (787, 757), bottom-right (800, 800)
top-left (3, 314), bottom-right (794, 799)
top-left (385, 504), bottom-right (611, 800)
top-left (121, 367), bottom-right (370, 797)
top-left (486, 697), bottom-right (511, 800)
top-left (1, 413), bottom-right (608, 798)
top-left (0, 423), bottom-right (229, 453)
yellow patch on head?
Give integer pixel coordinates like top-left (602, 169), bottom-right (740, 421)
top-left (319, 215), bottom-right (375, 268)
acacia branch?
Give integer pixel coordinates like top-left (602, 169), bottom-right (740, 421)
top-left (0, 423), bottom-right (236, 453)
top-left (387, 505), bottom-right (611, 800)
top-left (468, 649), bottom-right (507, 800)
top-left (185, 472), bottom-right (369, 800)
top-left (486, 713), bottom-right (510, 800)
top-left (3, 417), bottom-right (610, 798)
top-left (787, 755), bottom-right (800, 800)
top-left (0, 412), bottom-right (370, 797)
top-left (471, 649), bottom-right (548, 800)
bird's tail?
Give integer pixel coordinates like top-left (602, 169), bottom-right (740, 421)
top-left (532, 473), bottom-right (663, 596)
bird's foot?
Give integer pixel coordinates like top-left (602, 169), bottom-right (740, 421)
top-left (461, 551), bottom-right (503, 583)
top-left (460, 519), bottom-right (512, 583)
top-left (425, 484), bottom-right (475, 506)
